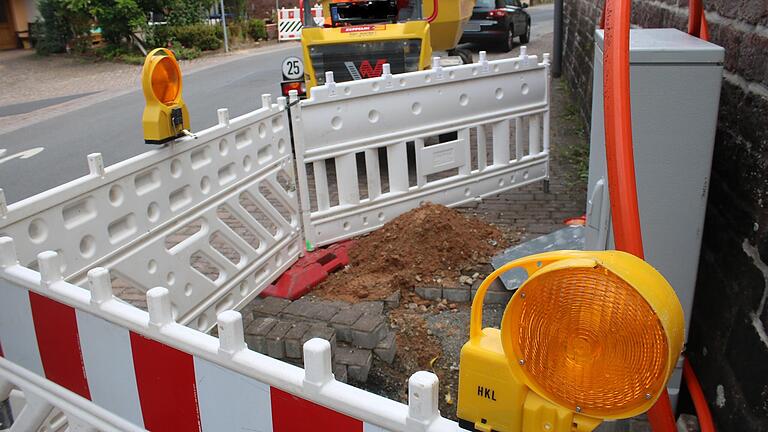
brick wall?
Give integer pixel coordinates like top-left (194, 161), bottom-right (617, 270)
top-left (245, 0), bottom-right (300, 20)
top-left (561, 1), bottom-right (768, 430)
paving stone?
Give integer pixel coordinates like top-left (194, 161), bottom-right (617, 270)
top-left (373, 332), bottom-right (397, 364)
top-left (284, 322), bottom-right (311, 359)
top-left (329, 307), bottom-right (364, 343)
top-left (266, 321), bottom-right (293, 358)
top-left (244, 317), bottom-right (278, 353)
top-left (488, 278), bottom-right (508, 292)
top-left (240, 307), bottom-right (256, 330)
top-left (245, 317), bottom-right (279, 336)
top-left (333, 363), bottom-right (348, 383)
top-left (311, 302), bottom-right (341, 321)
top-left (384, 290), bottom-right (401, 310)
top-left (281, 297), bottom-right (317, 320)
top-left (350, 301), bottom-right (384, 316)
top-left (251, 297), bottom-right (291, 318)
top-left (336, 347), bottom-right (372, 382)
top-left (484, 290), bottom-right (513, 305)
top-left (302, 324), bottom-right (337, 356)
top-left (415, 286), bottom-right (442, 301)
top-left (442, 287), bottom-right (471, 303)
top-left (351, 314), bottom-right (387, 349)
top-left (628, 419), bottom-right (652, 432)
top-left (470, 278), bottom-right (511, 303)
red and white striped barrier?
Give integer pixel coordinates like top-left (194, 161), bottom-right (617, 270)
top-left (278, 6), bottom-right (323, 41)
top-left (0, 237), bottom-right (457, 431)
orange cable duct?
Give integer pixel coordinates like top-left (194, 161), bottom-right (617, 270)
top-left (601, 0), bottom-right (716, 430)
top-left (602, 0), bottom-right (673, 431)
top-left (683, 357), bottom-right (717, 432)
top-left (599, 0), bottom-right (709, 39)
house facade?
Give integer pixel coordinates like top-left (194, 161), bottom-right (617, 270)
top-left (0, 0), bottom-right (39, 49)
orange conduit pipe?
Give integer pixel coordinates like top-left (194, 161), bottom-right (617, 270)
top-left (602, 0), bottom-right (716, 431)
top-left (683, 357), bottom-right (717, 432)
top-left (602, 0), bottom-right (674, 431)
top-left (599, 0), bottom-right (709, 39)
top-left (602, 0), bottom-right (645, 257)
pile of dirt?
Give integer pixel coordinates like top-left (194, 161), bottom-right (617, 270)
top-left (313, 203), bottom-right (507, 303)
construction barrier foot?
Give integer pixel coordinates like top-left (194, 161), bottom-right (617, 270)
top-left (261, 240), bottom-right (354, 300)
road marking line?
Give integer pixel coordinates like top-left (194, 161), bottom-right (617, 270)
top-left (0, 147), bottom-right (45, 166)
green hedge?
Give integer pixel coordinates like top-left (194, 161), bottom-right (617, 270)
top-left (145, 19), bottom-right (268, 54)
top-left (147, 23), bottom-right (221, 51)
top-left (247, 19), bottom-right (266, 40)
top-left (172, 24), bottom-right (222, 51)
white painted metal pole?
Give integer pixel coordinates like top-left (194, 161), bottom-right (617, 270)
top-left (220, 0), bottom-right (230, 53)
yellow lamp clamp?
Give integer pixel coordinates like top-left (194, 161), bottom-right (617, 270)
top-left (141, 48), bottom-right (191, 144)
top-left (456, 250), bottom-right (684, 432)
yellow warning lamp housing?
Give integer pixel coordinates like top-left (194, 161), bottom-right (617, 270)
top-left (457, 250), bottom-right (684, 432)
top-left (141, 48), bottom-right (190, 144)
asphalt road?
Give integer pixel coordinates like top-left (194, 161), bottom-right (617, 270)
top-left (0, 4), bottom-right (553, 205)
top-left (527, 4), bottom-right (554, 41)
top-left (0, 43), bottom-right (302, 205)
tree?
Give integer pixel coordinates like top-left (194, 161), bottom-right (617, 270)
top-left (89, 0), bottom-right (146, 44)
top-left (36, 0), bottom-right (91, 53)
top-left (167, 0), bottom-right (216, 26)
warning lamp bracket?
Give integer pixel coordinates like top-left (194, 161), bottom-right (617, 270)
top-left (171, 107), bottom-right (184, 132)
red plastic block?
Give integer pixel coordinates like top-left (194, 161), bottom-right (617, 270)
top-left (261, 241), bottom-right (355, 300)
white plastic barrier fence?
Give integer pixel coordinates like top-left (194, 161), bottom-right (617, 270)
top-left (0, 50), bottom-right (554, 432)
top-left (0, 96), bottom-right (303, 332)
top-left (291, 49), bottom-right (551, 249)
top-left (0, 238), bottom-right (460, 431)
top-left (278, 6), bottom-right (323, 41)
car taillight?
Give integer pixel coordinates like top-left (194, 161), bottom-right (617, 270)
top-left (281, 81), bottom-right (306, 97)
top-left (489, 9), bottom-right (507, 18)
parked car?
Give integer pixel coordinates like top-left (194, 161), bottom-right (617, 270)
top-left (460, 0), bottom-right (530, 52)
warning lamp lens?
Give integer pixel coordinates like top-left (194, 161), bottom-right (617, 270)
top-left (505, 266), bottom-right (669, 417)
top-left (281, 81), bottom-right (306, 97)
top-left (151, 56), bottom-right (181, 106)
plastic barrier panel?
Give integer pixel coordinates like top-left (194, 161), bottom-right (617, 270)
top-left (0, 97), bottom-right (303, 332)
top-left (291, 50), bottom-right (551, 249)
top-left (0, 238), bottom-right (459, 431)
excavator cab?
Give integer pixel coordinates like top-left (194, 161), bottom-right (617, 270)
top-left (280, 0), bottom-right (473, 97)
top-left (329, 0), bottom-right (399, 26)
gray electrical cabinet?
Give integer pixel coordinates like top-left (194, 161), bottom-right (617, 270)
top-left (585, 29), bottom-right (724, 405)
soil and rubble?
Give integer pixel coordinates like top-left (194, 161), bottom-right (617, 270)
top-left (319, 204), bottom-right (513, 416)
top-left (242, 203), bottom-right (514, 419)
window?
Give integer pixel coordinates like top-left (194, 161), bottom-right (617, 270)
top-left (475, 0), bottom-right (496, 8)
top-left (0, 0), bottom-right (9, 23)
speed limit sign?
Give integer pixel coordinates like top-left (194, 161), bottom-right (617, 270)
top-left (282, 57), bottom-right (304, 80)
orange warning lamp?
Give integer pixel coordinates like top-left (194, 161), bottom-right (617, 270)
top-left (456, 250), bottom-right (684, 432)
top-left (141, 48), bottom-right (191, 144)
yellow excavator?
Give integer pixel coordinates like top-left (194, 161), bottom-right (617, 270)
top-left (279, 0), bottom-right (475, 97)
